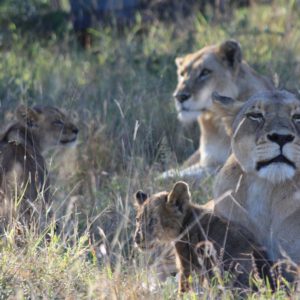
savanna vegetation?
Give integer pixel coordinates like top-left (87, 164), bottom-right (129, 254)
top-left (0, 0), bottom-right (299, 298)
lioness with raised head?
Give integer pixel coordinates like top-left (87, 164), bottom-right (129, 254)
top-left (212, 90), bottom-right (300, 266)
top-left (0, 105), bottom-right (79, 232)
top-left (161, 39), bottom-right (273, 179)
top-left (134, 182), bottom-right (272, 293)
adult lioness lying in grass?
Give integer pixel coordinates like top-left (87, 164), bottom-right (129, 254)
top-left (0, 105), bottom-right (79, 233)
top-left (160, 39), bottom-right (273, 180)
top-left (134, 181), bottom-right (272, 293)
top-left (212, 90), bottom-right (300, 269)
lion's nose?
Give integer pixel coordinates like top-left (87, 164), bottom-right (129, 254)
top-left (174, 92), bottom-right (191, 103)
top-left (267, 133), bottom-right (295, 147)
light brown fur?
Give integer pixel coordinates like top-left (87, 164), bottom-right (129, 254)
top-left (134, 182), bottom-right (272, 293)
top-left (0, 105), bottom-right (78, 232)
top-left (161, 40), bottom-right (273, 179)
top-left (213, 90), bottom-right (300, 266)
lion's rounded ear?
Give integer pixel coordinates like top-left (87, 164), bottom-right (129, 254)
top-left (212, 92), bottom-right (243, 135)
top-left (218, 39), bottom-right (242, 70)
top-left (16, 105), bottom-right (40, 128)
top-left (135, 190), bottom-right (148, 206)
top-left (167, 181), bottom-right (190, 214)
top-left (175, 57), bottom-right (184, 67)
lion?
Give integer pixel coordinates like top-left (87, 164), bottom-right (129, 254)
top-left (134, 181), bottom-right (272, 293)
top-left (0, 104), bottom-right (79, 232)
top-left (212, 90), bottom-right (300, 268)
top-left (160, 39), bottom-right (273, 180)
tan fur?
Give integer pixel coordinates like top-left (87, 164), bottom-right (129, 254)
top-left (213, 90), bottom-right (300, 266)
top-left (162, 40), bottom-right (273, 179)
top-left (134, 182), bottom-right (272, 293)
top-left (0, 105), bottom-right (78, 232)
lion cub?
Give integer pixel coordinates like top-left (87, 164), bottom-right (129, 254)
top-left (134, 181), bottom-right (272, 293)
top-left (0, 105), bottom-right (78, 232)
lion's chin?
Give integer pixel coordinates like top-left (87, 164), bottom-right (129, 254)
top-left (257, 163), bottom-right (296, 183)
top-left (178, 110), bottom-right (201, 123)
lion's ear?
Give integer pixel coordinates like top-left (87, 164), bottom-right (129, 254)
top-left (167, 181), bottom-right (190, 214)
top-left (218, 39), bottom-right (242, 70)
top-left (212, 92), bottom-right (243, 135)
top-left (175, 57), bottom-right (184, 67)
top-left (135, 190), bottom-right (148, 206)
top-left (16, 105), bottom-right (40, 128)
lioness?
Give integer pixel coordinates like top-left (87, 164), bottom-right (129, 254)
top-left (0, 105), bottom-right (79, 231)
top-left (161, 39), bottom-right (273, 179)
top-left (134, 182), bottom-right (272, 293)
top-left (212, 90), bottom-right (300, 266)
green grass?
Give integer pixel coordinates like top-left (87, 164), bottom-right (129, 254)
top-left (0, 0), bottom-right (300, 298)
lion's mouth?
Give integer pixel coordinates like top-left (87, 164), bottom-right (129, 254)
top-left (256, 154), bottom-right (296, 171)
top-left (180, 107), bottom-right (207, 113)
top-left (60, 137), bottom-right (77, 145)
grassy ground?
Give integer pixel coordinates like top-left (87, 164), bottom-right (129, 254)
top-left (0, 1), bottom-right (300, 298)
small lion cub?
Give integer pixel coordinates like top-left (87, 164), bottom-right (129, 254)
top-left (134, 181), bottom-right (272, 293)
top-left (0, 105), bottom-right (79, 232)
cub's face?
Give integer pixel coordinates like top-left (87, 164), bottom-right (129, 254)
top-left (134, 182), bottom-right (190, 250)
top-left (174, 40), bottom-right (241, 123)
top-left (17, 105), bottom-right (79, 153)
top-left (214, 91), bottom-right (300, 184)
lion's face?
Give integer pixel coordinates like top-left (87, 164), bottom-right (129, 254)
top-left (174, 40), bottom-right (241, 123)
top-left (16, 105), bottom-right (79, 153)
top-left (214, 91), bottom-right (300, 184)
top-left (134, 182), bottom-right (190, 250)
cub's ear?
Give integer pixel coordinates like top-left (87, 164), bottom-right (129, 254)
top-left (167, 181), bottom-right (190, 214)
top-left (135, 190), bottom-right (148, 206)
top-left (175, 57), bottom-right (184, 67)
top-left (16, 105), bottom-right (40, 128)
top-left (211, 92), bottom-right (243, 135)
top-left (218, 39), bottom-right (242, 70)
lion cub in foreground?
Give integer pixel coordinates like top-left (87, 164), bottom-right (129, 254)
top-left (134, 182), bottom-right (272, 293)
top-left (0, 105), bottom-right (78, 232)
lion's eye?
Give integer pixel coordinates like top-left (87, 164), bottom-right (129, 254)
top-left (53, 120), bottom-right (64, 127)
top-left (292, 114), bottom-right (300, 123)
top-left (198, 68), bottom-right (211, 79)
top-left (246, 112), bottom-right (264, 122)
